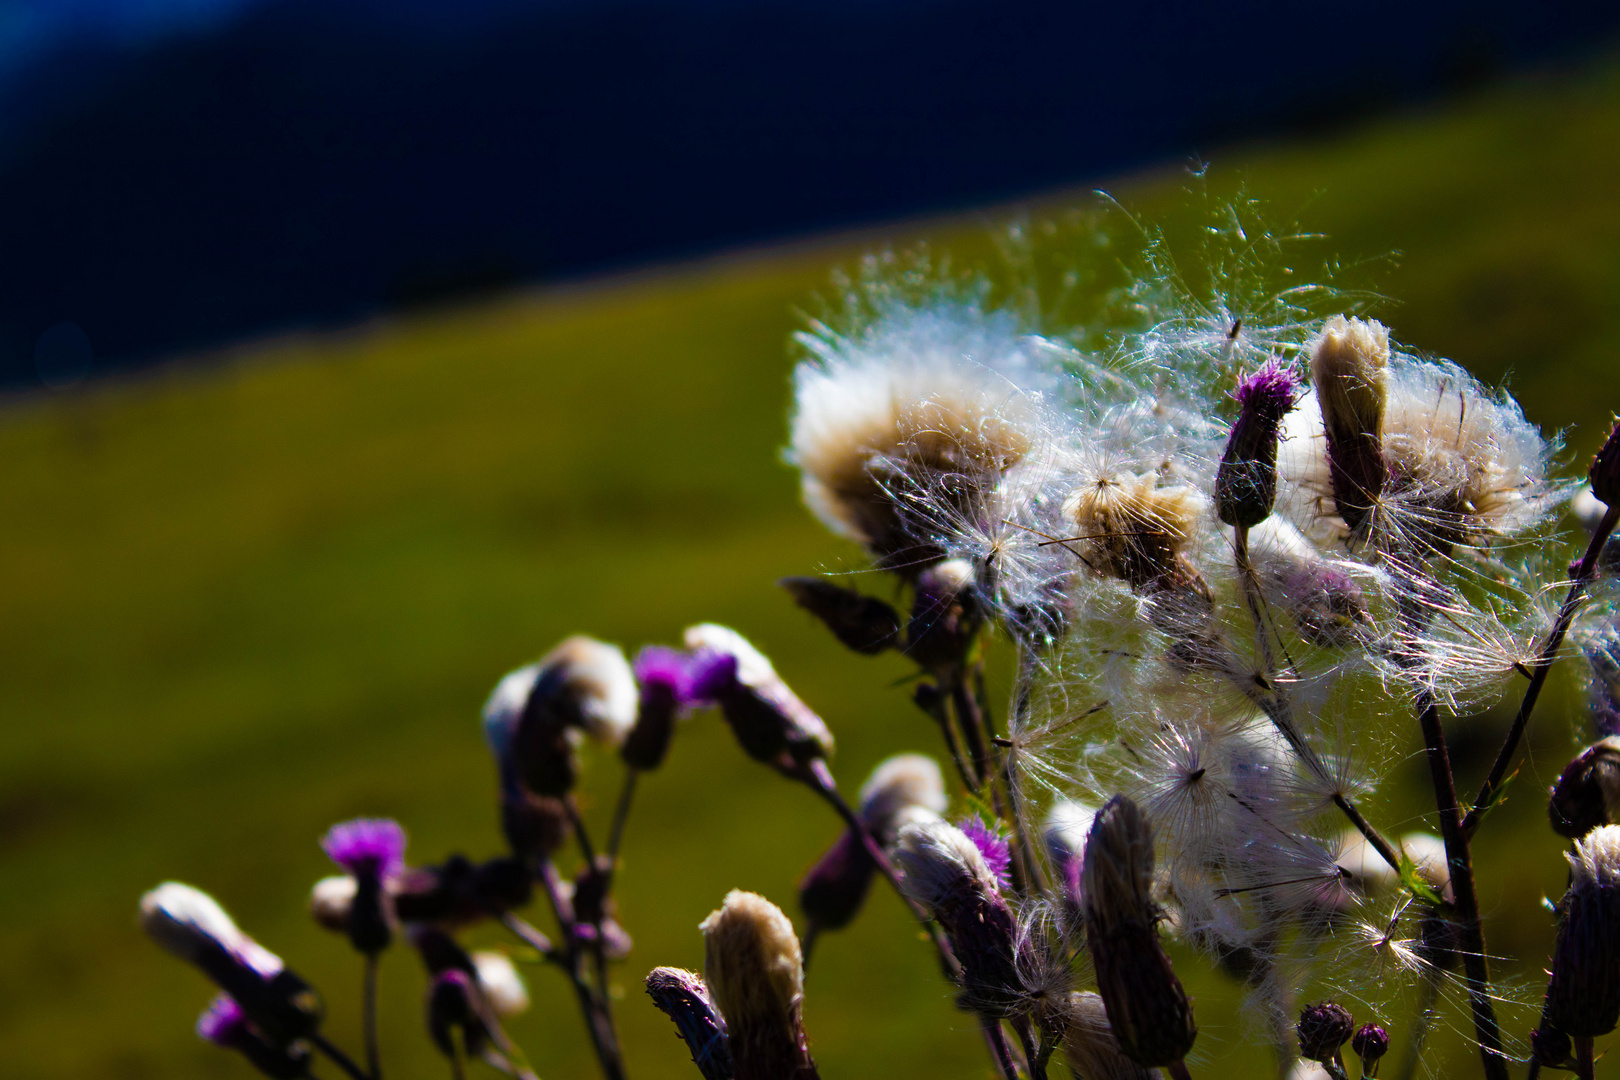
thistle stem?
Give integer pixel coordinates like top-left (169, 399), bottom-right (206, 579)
top-left (803, 760), bottom-right (963, 981)
top-left (1166, 1060), bottom-right (1195, 1080)
top-left (534, 858), bottom-right (626, 1080)
top-left (982, 1019), bottom-right (1022, 1080)
top-left (1413, 691), bottom-right (1507, 1080)
top-left (1574, 1035), bottom-right (1595, 1080)
top-left (363, 953), bottom-right (382, 1080)
top-left (606, 768), bottom-right (638, 870)
top-left (1463, 504), bottom-right (1620, 838)
top-left (309, 1033), bottom-right (369, 1080)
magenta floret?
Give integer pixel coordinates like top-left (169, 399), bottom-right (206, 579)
top-left (321, 817), bottom-right (407, 879)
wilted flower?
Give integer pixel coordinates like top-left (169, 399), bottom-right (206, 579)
top-left (195, 993), bottom-right (311, 1080)
top-left (684, 623), bottom-right (834, 773)
top-left (894, 817), bottom-right (1023, 1017)
top-left (700, 890), bottom-right (817, 1080)
top-left (140, 883), bottom-right (322, 1043)
top-left (1081, 796), bottom-right (1196, 1069)
top-left (645, 967), bottom-right (734, 1080)
top-left (1309, 314), bottom-right (1389, 537)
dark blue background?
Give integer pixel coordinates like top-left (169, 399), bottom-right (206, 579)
top-left (0, 0), bottom-right (1615, 386)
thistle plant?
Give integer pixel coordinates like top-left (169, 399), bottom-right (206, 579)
top-left (140, 196), bottom-right (1620, 1080)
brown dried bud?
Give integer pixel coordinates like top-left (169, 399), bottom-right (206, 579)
top-left (779, 577), bottom-right (901, 655)
top-left (1546, 825), bottom-right (1620, 1038)
top-left (1549, 737), bottom-right (1620, 839)
top-left (685, 624), bottom-right (835, 773)
top-left (701, 891), bottom-right (818, 1080)
top-left (1311, 315), bottom-right (1389, 536)
top-left (1081, 796), bottom-right (1196, 1067)
top-left (1589, 418), bottom-right (1620, 508)
top-left (646, 967), bottom-right (734, 1080)
top-left (1296, 1001), bottom-right (1354, 1063)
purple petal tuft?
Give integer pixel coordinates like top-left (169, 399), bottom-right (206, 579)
top-left (958, 816), bottom-right (1011, 888)
top-left (321, 818), bottom-right (407, 879)
top-left (633, 646), bottom-right (703, 708)
top-left (196, 993), bottom-right (246, 1045)
top-left (684, 651), bottom-right (739, 705)
top-left (1233, 358), bottom-right (1301, 419)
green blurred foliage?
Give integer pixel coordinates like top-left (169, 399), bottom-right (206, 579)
top-left (2, 55), bottom-right (1620, 1080)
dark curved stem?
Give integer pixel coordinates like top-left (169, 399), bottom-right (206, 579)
top-left (534, 858), bottom-right (626, 1080)
top-left (1574, 1034), bottom-right (1595, 1080)
top-left (309, 1033), bottom-right (368, 1080)
top-left (1166, 1060), bottom-right (1195, 1080)
top-left (606, 769), bottom-right (638, 869)
top-left (804, 760), bottom-right (962, 980)
top-left (981, 1019), bottom-right (1021, 1080)
top-left (1464, 504), bottom-right (1620, 837)
top-left (362, 953), bottom-right (381, 1080)
top-left (1413, 691), bottom-right (1507, 1080)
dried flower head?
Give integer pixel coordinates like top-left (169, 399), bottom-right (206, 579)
top-left (1081, 796), bottom-right (1197, 1068)
top-left (1063, 471), bottom-right (1204, 594)
top-left (789, 305), bottom-right (1046, 568)
top-left (1310, 314), bottom-right (1389, 536)
top-left (859, 754), bottom-right (948, 845)
top-left (1059, 991), bottom-right (1158, 1080)
top-left (700, 890), bottom-right (817, 1080)
top-left (646, 967), bottom-right (734, 1080)
top-left (308, 875), bottom-right (356, 934)
top-left (471, 950), bottom-right (529, 1017)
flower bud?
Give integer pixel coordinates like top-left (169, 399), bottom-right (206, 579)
top-left (645, 966), bottom-right (735, 1080)
top-left (1311, 314), bottom-right (1389, 536)
top-left (1080, 796), bottom-right (1196, 1068)
top-left (470, 951), bottom-right (529, 1017)
top-left (1584, 620), bottom-right (1620, 739)
top-left (905, 559), bottom-right (978, 669)
top-left (1217, 359), bottom-right (1300, 528)
top-left (1296, 1001), bottom-right (1354, 1064)
top-left (1549, 737), bottom-right (1620, 839)
top-left (894, 818), bottom-right (1023, 1017)
top-left (140, 882), bottom-right (323, 1043)
top-left (321, 818), bottom-right (405, 955)
top-left (1530, 1017), bottom-right (1574, 1070)
top-left (1545, 825), bottom-right (1620, 1038)
top-left (427, 969), bottom-right (496, 1062)
top-left (779, 577), bottom-right (902, 655)
top-left (1589, 418), bottom-right (1620, 508)
top-left (859, 754), bottom-right (948, 848)
top-left (700, 890), bottom-right (818, 1080)
top-left (685, 624), bottom-right (834, 773)
top-left (499, 788), bottom-right (572, 858)
top-left (1351, 1022), bottom-right (1389, 1076)
top-left (196, 994), bottom-right (312, 1080)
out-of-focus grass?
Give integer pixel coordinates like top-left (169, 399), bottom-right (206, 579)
top-left (2, 56), bottom-right (1619, 1080)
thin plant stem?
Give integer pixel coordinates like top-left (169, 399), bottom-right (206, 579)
top-left (1575, 1035), bottom-right (1595, 1080)
top-left (981, 1018), bottom-right (1022, 1080)
top-left (363, 952), bottom-right (382, 1080)
top-left (309, 1033), bottom-right (369, 1080)
top-left (998, 648), bottom-right (1049, 898)
top-left (534, 858), bottom-right (626, 1080)
top-left (1012, 1014), bottom-right (1045, 1080)
top-left (1413, 690), bottom-right (1507, 1080)
top-left (499, 912), bottom-right (561, 965)
top-left (606, 768), bottom-right (639, 868)
top-left (449, 1039), bottom-right (468, 1080)
top-left (1166, 1060), bottom-right (1195, 1080)
top-left (1233, 525), bottom-right (1278, 677)
top-left (800, 921), bottom-right (821, 974)
top-left (951, 672), bottom-right (994, 790)
top-left (1463, 504), bottom-right (1620, 838)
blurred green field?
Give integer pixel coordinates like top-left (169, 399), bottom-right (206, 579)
top-left (3, 55), bottom-right (1620, 1080)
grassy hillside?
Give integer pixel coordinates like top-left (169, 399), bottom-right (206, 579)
top-left (2, 57), bottom-right (1620, 1080)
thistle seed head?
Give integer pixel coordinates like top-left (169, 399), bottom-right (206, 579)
top-left (1063, 472), bottom-right (1201, 593)
top-left (857, 753), bottom-right (948, 847)
top-left (700, 890), bottom-right (816, 1080)
top-left (470, 951), bottom-right (529, 1017)
top-left (1059, 991), bottom-right (1159, 1080)
top-left (1310, 314), bottom-right (1389, 536)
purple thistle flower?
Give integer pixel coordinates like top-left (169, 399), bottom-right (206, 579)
top-left (196, 993), bottom-right (247, 1045)
top-left (634, 646), bottom-right (696, 701)
top-left (957, 817), bottom-right (1011, 889)
top-left (1217, 358), bottom-right (1301, 528)
top-left (321, 818), bottom-right (407, 881)
top-left (1232, 357), bottom-right (1302, 417)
